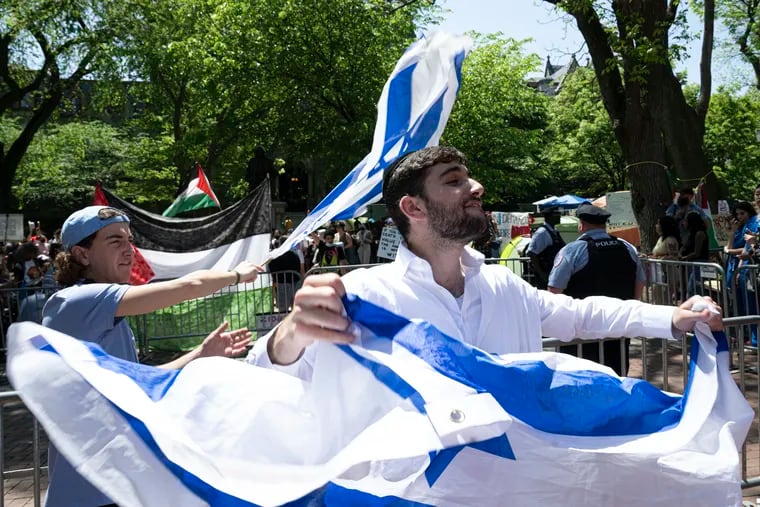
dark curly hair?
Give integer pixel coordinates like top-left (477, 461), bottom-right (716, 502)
top-left (54, 232), bottom-right (96, 287)
top-left (383, 146), bottom-right (467, 241)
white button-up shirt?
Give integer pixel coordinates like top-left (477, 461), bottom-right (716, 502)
top-left (248, 243), bottom-right (676, 379)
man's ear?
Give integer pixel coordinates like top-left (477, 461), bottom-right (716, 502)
top-left (71, 245), bottom-right (90, 266)
top-left (399, 195), bottom-right (426, 223)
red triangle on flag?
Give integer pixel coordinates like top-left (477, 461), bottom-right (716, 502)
top-left (128, 246), bottom-right (155, 285)
top-left (93, 183), bottom-right (109, 206)
top-left (195, 163), bottom-right (221, 207)
top-left (92, 184), bottom-right (155, 285)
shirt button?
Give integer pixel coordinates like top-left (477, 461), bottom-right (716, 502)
top-left (449, 409), bottom-right (466, 423)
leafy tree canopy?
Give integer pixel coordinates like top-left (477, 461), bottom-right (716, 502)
top-left (443, 33), bottom-right (549, 208)
top-left (545, 66), bottom-right (624, 197)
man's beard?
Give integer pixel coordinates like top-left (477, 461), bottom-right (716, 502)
top-left (425, 196), bottom-right (489, 243)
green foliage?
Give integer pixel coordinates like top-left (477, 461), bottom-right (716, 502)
top-left (10, 120), bottom-right (178, 216)
top-left (545, 67), bottom-right (624, 196)
top-left (251, 0), bottom-right (433, 185)
top-left (702, 87), bottom-right (760, 199)
top-left (0, 117), bottom-right (22, 146)
top-left (113, 133), bottom-right (179, 211)
top-left (715, 0), bottom-right (760, 86)
top-left (0, 0), bottom-right (142, 194)
top-left (95, 0), bottom-right (438, 202)
top-left (13, 121), bottom-right (127, 210)
top-left (443, 34), bottom-right (549, 207)
top-left (561, 0), bottom-right (696, 81)
top-left (5, 0), bottom-right (440, 211)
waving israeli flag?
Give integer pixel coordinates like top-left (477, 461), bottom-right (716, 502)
top-left (268, 32), bottom-right (470, 261)
top-left (7, 296), bottom-right (752, 507)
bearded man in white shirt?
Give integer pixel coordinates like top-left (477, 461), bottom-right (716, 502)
top-left (247, 146), bottom-right (720, 376)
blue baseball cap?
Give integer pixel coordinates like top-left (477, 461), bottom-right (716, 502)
top-left (61, 206), bottom-right (130, 250)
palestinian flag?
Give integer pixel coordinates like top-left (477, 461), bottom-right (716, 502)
top-left (99, 180), bottom-right (272, 280)
top-left (162, 163), bottom-right (221, 217)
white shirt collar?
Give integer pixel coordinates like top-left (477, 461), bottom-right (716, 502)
top-left (394, 242), bottom-right (485, 280)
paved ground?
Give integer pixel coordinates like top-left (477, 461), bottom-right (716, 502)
top-left (2, 342), bottom-right (760, 506)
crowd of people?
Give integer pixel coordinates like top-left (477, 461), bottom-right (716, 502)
top-left (269, 217), bottom-right (387, 273)
top-left (1, 227), bottom-right (65, 327)
top-left (1, 227), bottom-right (62, 289)
top-left (525, 183), bottom-right (760, 350)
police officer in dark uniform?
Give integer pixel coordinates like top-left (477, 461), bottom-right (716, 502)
top-left (526, 206), bottom-right (565, 289)
top-left (547, 204), bottom-right (646, 375)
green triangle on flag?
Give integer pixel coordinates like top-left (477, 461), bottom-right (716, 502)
top-left (163, 163), bottom-right (221, 217)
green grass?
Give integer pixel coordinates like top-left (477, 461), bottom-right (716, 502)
top-left (128, 287), bottom-right (273, 351)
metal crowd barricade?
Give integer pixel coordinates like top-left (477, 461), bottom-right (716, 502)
top-left (0, 391), bottom-right (45, 507)
top-left (639, 258), bottom-right (729, 310)
top-left (305, 263), bottom-right (381, 277)
top-left (484, 256), bottom-right (535, 285)
top-left (128, 272), bottom-right (304, 354)
top-left (637, 258), bottom-right (730, 386)
top-left (0, 286), bottom-right (59, 353)
top-left (733, 264), bottom-right (760, 343)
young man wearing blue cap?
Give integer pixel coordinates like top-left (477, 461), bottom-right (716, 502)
top-left (42, 205), bottom-right (261, 507)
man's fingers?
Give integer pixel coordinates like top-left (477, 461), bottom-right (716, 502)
top-left (292, 306), bottom-right (351, 333)
top-left (294, 287), bottom-right (347, 315)
top-left (209, 321), bottom-right (230, 338)
top-left (290, 322), bottom-right (355, 344)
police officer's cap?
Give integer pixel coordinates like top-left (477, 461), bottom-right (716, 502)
top-left (576, 204), bottom-right (610, 224)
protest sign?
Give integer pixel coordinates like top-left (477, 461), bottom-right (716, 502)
top-left (1, 214), bottom-right (24, 241)
top-left (377, 226), bottom-right (402, 260)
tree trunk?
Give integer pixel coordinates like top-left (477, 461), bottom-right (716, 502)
top-left (620, 93), bottom-right (671, 251)
top-left (0, 88), bottom-right (63, 212)
top-left (542, 0), bottom-right (716, 250)
top-left (652, 69), bottom-right (718, 208)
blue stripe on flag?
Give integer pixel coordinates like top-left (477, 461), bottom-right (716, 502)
top-left (324, 483), bottom-right (433, 506)
top-left (267, 33), bottom-right (471, 261)
top-left (309, 157), bottom-right (369, 217)
top-left (680, 330), bottom-right (727, 409)
top-left (334, 178), bottom-right (383, 221)
top-left (383, 63), bottom-right (417, 147)
top-left (110, 404), bottom-right (261, 506)
top-left (453, 49), bottom-right (465, 86)
top-left (38, 341), bottom-right (179, 402)
top-left (403, 91), bottom-right (446, 152)
top-left (337, 345), bottom-right (427, 412)
top-left (343, 294), bottom-right (686, 437)
top-left (425, 434), bottom-right (514, 487)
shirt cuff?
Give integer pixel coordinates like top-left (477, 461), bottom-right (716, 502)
top-left (637, 304), bottom-right (680, 340)
top-left (246, 326), bottom-right (305, 377)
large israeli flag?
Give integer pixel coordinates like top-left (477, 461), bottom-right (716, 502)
top-left (268, 32), bottom-right (470, 261)
top-left (7, 297), bottom-right (752, 507)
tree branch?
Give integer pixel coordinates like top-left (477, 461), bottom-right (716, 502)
top-left (736, 0), bottom-right (760, 89)
top-left (696, 0), bottom-right (714, 117)
top-left (548, 0), bottom-right (627, 144)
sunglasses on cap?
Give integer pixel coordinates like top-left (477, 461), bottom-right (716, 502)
top-left (98, 207), bottom-right (127, 219)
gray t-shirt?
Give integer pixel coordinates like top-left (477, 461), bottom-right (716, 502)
top-left (41, 281), bottom-right (135, 507)
top-left (42, 282), bottom-right (136, 361)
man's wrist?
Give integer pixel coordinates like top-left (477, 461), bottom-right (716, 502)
top-left (230, 270), bottom-right (241, 285)
top-left (267, 321), bottom-right (306, 366)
